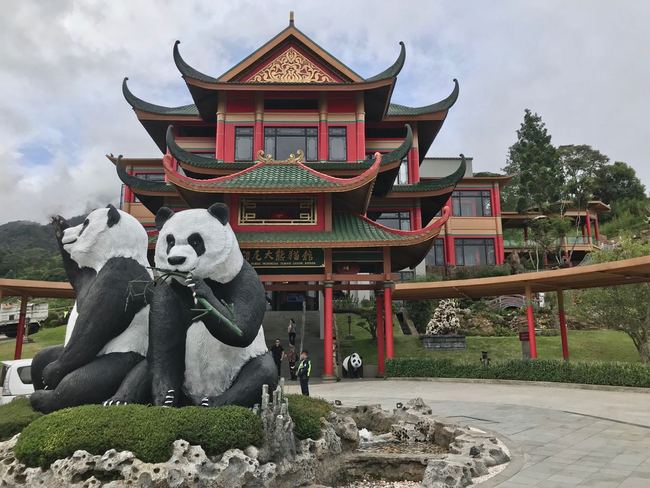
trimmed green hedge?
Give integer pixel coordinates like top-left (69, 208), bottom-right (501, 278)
top-left (0, 398), bottom-right (43, 441)
top-left (286, 394), bottom-right (331, 440)
top-left (15, 404), bottom-right (262, 468)
top-left (386, 358), bottom-right (650, 388)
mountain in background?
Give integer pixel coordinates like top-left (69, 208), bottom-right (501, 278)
top-left (0, 216), bottom-right (84, 281)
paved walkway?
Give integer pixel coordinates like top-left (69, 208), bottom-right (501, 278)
top-left (285, 379), bottom-right (650, 487)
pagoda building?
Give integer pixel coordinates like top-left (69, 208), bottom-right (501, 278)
top-left (112, 15), bottom-right (465, 378)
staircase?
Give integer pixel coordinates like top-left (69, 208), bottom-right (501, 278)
top-left (261, 310), bottom-right (323, 378)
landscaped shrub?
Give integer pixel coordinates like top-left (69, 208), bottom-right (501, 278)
top-left (0, 397), bottom-right (42, 441)
top-left (14, 404), bottom-right (262, 468)
top-left (286, 394), bottom-right (331, 440)
top-left (385, 358), bottom-right (650, 388)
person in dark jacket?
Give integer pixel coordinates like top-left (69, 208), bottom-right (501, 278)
top-left (270, 339), bottom-right (284, 379)
top-left (287, 345), bottom-right (298, 380)
top-left (296, 349), bottom-right (312, 396)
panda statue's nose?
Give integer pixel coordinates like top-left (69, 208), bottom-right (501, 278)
top-left (168, 256), bottom-right (186, 265)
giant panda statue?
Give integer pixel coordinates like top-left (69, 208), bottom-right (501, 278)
top-left (342, 353), bottom-right (364, 378)
top-left (107, 203), bottom-right (277, 408)
top-left (30, 205), bottom-right (151, 413)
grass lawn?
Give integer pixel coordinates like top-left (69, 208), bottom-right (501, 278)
top-left (336, 313), bottom-right (641, 363)
top-left (0, 326), bottom-right (65, 362)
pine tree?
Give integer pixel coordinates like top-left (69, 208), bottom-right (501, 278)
top-left (502, 110), bottom-right (562, 212)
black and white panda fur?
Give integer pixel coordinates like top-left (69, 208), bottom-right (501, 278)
top-left (342, 353), bottom-right (363, 378)
top-left (30, 205), bottom-right (151, 413)
top-left (108, 203), bottom-right (277, 408)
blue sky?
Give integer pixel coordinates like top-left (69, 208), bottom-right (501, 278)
top-left (1, 0), bottom-right (649, 223)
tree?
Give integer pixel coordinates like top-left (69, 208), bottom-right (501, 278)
top-left (502, 110), bottom-right (562, 212)
top-left (593, 161), bottom-right (646, 210)
top-left (425, 299), bottom-right (461, 335)
top-left (574, 238), bottom-right (650, 362)
top-left (556, 145), bottom-right (609, 207)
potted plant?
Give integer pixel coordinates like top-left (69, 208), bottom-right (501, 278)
top-left (420, 299), bottom-right (467, 350)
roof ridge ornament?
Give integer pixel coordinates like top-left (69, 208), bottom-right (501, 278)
top-left (256, 149), bottom-right (304, 164)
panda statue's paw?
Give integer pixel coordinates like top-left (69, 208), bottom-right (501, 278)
top-left (162, 389), bottom-right (175, 408)
top-left (51, 215), bottom-right (70, 239)
top-left (102, 398), bottom-right (128, 407)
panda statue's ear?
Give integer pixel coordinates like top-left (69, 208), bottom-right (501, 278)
top-left (155, 207), bottom-right (174, 230)
top-left (106, 204), bottom-right (121, 228)
top-left (207, 203), bottom-right (229, 225)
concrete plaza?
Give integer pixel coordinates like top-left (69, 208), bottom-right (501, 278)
top-left (286, 379), bottom-right (650, 487)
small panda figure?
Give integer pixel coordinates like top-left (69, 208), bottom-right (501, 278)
top-left (30, 205), bottom-right (151, 413)
top-left (342, 353), bottom-right (364, 379)
top-left (109, 202), bottom-right (277, 408)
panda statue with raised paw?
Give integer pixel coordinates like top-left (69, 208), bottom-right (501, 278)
top-left (30, 205), bottom-right (151, 413)
top-left (108, 203), bottom-right (277, 408)
top-left (342, 352), bottom-right (364, 378)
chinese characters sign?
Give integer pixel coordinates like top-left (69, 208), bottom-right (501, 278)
top-left (242, 248), bottom-right (324, 267)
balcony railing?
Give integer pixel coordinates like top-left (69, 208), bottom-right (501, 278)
top-left (503, 237), bottom-right (599, 249)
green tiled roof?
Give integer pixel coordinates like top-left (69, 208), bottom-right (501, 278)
top-left (392, 155), bottom-right (466, 193)
top-left (123, 78), bottom-right (199, 116)
top-left (387, 79), bottom-right (459, 116)
top-left (115, 156), bottom-right (176, 193)
top-left (364, 42), bottom-right (406, 82)
top-left (196, 164), bottom-right (340, 189)
top-left (147, 213), bottom-right (439, 247)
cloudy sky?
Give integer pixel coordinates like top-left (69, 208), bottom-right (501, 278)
top-left (1, 0), bottom-right (648, 224)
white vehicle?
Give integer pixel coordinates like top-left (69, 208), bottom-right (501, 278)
top-left (0, 359), bottom-right (34, 405)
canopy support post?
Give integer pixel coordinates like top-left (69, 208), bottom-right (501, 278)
top-left (558, 289), bottom-right (569, 360)
top-left (376, 290), bottom-right (385, 376)
top-left (525, 285), bottom-right (537, 359)
top-left (14, 295), bottom-right (28, 360)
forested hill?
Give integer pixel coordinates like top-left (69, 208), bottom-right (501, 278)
top-left (0, 216), bottom-right (84, 281)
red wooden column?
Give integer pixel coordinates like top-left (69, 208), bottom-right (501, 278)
top-left (376, 291), bottom-right (385, 376)
top-left (355, 93), bottom-right (365, 161)
top-left (323, 281), bottom-right (335, 378)
top-left (14, 296), bottom-right (28, 360)
top-left (254, 92), bottom-right (264, 155)
top-left (318, 94), bottom-right (328, 161)
top-left (585, 211), bottom-right (592, 244)
top-left (525, 285), bottom-right (538, 359)
top-left (594, 215), bottom-right (601, 242)
top-left (557, 290), bottom-right (569, 360)
top-left (384, 282), bottom-right (394, 359)
top-left (215, 96), bottom-right (226, 161)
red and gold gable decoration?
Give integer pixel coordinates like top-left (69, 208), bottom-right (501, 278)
top-left (242, 45), bottom-right (342, 83)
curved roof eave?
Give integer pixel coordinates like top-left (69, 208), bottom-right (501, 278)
top-left (364, 42), bottom-right (406, 82)
top-left (391, 154), bottom-right (467, 195)
top-left (174, 40), bottom-right (219, 83)
top-left (122, 77), bottom-right (198, 116)
top-left (387, 78), bottom-right (459, 117)
top-left (114, 155), bottom-right (177, 194)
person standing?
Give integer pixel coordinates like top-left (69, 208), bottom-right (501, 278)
top-left (297, 349), bottom-right (312, 396)
top-left (287, 345), bottom-right (298, 380)
top-left (270, 339), bottom-right (284, 378)
top-left (288, 318), bottom-right (296, 346)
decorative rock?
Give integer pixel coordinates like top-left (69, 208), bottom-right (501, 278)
top-left (329, 412), bottom-right (360, 448)
top-left (422, 459), bottom-right (472, 488)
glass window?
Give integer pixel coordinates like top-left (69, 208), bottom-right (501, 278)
top-left (396, 159), bottom-right (409, 185)
top-left (451, 190), bottom-right (492, 217)
top-left (454, 239), bottom-right (496, 266)
top-left (264, 127), bottom-right (318, 161)
top-left (376, 211), bottom-right (411, 231)
top-left (136, 172), bottom-right (165, 182)
top-left (239, 197), bottom-right (317, 225)
top-left (235, 127), bottom-right (254, 162)
top-left (328, 127), bottom-right (347, 161)
top-left (425, 239), bottom-right (445, 267)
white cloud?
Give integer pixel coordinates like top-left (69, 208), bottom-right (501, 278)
top-left (1, 0), bottom-right (648, 223)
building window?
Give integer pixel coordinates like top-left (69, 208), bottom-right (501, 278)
top-left (455, 238), bottom-right (496, 266)
top-left (264, 127), bottom-right (318, 161)
top-left (328, 127), bottom-right (347, 161)
top-left (452, 190), bottom-right (492, 217)
top-left (425, 239), bottom-right (445, 267)
top-left (239, 197), bottom-right (317, 225)
top-left (135, 172), bottom-right (165, 182)
top-left (235, 127), bottom-right (254, 161)
top-left (396, 159), bottom-right (409, 185)
top-left (376, 211), bottom-right (411, 231)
